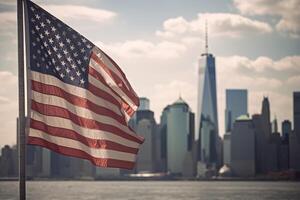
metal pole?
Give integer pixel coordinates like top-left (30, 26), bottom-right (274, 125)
top-left (17, 0), bottom-right (26, 199)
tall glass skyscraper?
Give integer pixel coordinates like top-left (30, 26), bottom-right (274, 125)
top-left (290, 91), bottom-right (300, 170)
top-left (196, 52), bottom-right (219, 166)
top-left (294, 92), bottom-right (300, 141)
top-left (166, 97), bottom-right (193, 174)
top-left (225, 89), bottom-right (248, 132)
top-left (138, 97), bottom-right (150, 111)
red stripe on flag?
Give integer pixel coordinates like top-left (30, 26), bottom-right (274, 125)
top-left (30, 119), bottom-right (139, 154)
top-left (88, 67), bottom-right (136, 117)
top-left (101, 50), bottom-right (136, 93)
top-left (87, 80), bottom-right (121, 108)
top-left (27, 137), bottom-right (135, 169)
top-left (90, 52), bottom-right (139, 106)
top-left (31, 80), bottom-right (127, 125)
top-left (31, 100), bottom-right (144, 144)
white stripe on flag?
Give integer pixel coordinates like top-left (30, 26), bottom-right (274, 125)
top-left (89, 58), bottom-right (138, 111)
top-left (31, 71), bottom-right (123, 116)
top-left (92, 47), bottom-right (132, 91)
top-left (88, 74), bottom-right (131, 121)
top-left (31, 90), bottom-right (134, 134)
top-left (29, 128), bottom-right (136, 162)
top-left (30, 111), bottom-right (140, 148)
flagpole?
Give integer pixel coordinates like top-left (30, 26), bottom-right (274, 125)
top-left (17, 0), bottom-right (26, 199)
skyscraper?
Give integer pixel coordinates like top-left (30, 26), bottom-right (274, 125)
top-left (294, 92), bottom-right (300, 140)
top-left (131, 97), bottom-right (158, 173)
top-left (290, 92), bottom-right (300, 170)
top-left (282, 120), bottom-right (291, 142)
top-left (252, 114), bottom-right (267, 173)
top-left (231, 115), bottom-right (255, 177)
top-left (196, 26), bottom-right (219, 167)
top-left (167, 97), bottom-right (194, 175)
top-left (261, 97), bottom-right (272, 139)
top-left (138, 97), bottom-right (150, 111)
top-left (223, 133), bottom-right (231, 166)
top-left (136, 111), bottom-right (157, 172)
top-left (225, 89), bottom-right (248, 132)
top-left (271, 117), bottom-right (278, 134)
top-left (253, 97), bottom-right (284, 173)
top-left (158, 105), bottom-right (170, 172)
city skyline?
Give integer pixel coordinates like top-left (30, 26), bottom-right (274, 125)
top-left (0, 0), bottom-right (300, 148)
top-left (2, 93), bottom-right (299, 178)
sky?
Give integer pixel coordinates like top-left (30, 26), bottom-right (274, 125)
top-left (0, 0), bottom-right (300, 148)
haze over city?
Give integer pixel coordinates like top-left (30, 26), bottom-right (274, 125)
top-left (0, 0), bottom-right (300, 149)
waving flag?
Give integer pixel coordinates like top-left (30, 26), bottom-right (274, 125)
top-left (25, 0), bottom-right (144, 169)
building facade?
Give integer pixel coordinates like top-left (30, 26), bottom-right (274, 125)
top-left (167, 97), bottom-right (194, 175)
top-left (136, 118), bottom-right (156, 172)
top-left (225, 89), bottom-right (248, 132)
top-left (223, 133), bottom-right (231, 166)
top-left (290, 92), bottom-right (300, 170)
top-left (138, 97), bottom-right (150, 111)
top-left (282, 120), bottom-right (291, 142)
top-left (231, 115), bottom-right (255, 177)
top-left (196, 53), bottom-right (219, 168)
top-left (294, 92), bottom-right (300, 141)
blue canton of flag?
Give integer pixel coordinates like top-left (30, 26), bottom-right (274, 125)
top-left (28, 1), bottom-right (94, 88)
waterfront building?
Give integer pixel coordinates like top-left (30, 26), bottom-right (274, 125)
top-left (158, 106), bottom-right (170, 172)
top-left (294, 92), bottom-right (300, 140)
top-left (289, 92), bottom-right (300, 170)
top-left (196, 52), bottom-right (219, 167)
top-left (166, 97), bottom-right (195, 175)
top-left (0, 145), bottom-right (18, 177)
top-left (231, 115), bottom-right (255, 177)
top-left (261, 97), bottom-right (272, 139)
top-left (138, 97), bottom-right (150, 111)
top-left (223, 132), bottom-right (231, 166)
top-left (136, 118), bottom-right (156, 172)
top-left (282, 120), bottom-right (291, 142)
top-left (131, 97), bottom-right (160, 173)
top-left (196, 27), bottom-right (219, 169)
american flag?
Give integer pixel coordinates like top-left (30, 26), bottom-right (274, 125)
top-left (25, 0), bottom-right (144, 169)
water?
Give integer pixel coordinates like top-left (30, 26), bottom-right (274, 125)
top-left (1, 181), bottom-right (300, 200)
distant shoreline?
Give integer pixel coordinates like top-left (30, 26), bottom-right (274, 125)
top-left (1, 177), bottom-right (300, 182)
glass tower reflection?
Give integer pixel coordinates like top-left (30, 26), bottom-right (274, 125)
top-left (196, 53), bottom-right (219, 166)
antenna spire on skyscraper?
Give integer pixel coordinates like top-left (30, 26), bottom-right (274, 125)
top-left (205, 19), bottom-right (208, 54)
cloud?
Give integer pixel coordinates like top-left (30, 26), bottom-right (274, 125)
top-left (156, 13), bottom-right (272, 39)
top-left (0, 4), bottom-right (116, 26)
top-left (234, 0), bottom-right (300, 38)
top-left (0, 96), bottom-right (9, 104)
top-left (97, 40), bottom-right (187, 59)
top-left (101, 11), bottom-right (274, 62)
top-left (217, 55), bottom-right (300, 73)
top-left (0, 71), bottom-right (17, 92)
top-left (0, 3), bottom-right (117, 26)
top-left (272, 56), bottom-right (300, 71)
top-left (0, 12), bottom-right (16, 31)
top-left (287, 75), bottom-right (300, 91)
top-left (217, 56), bottom-right (283, 90)
top-left (41, 4), bottom-right (117, 23)
top-left (151, 80), bottom-right (197, 119)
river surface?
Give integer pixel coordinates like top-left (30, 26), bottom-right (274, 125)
top-left (1, 181), bottom-right (300, 200)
